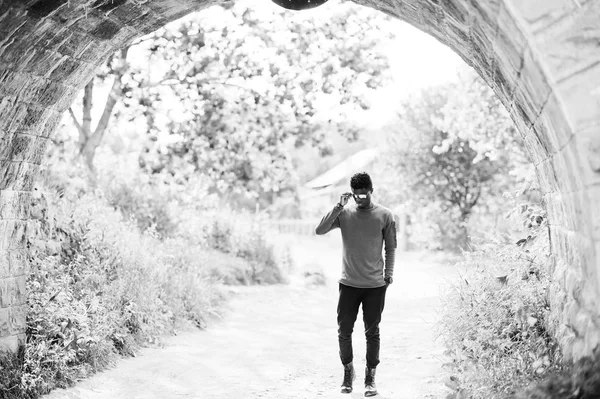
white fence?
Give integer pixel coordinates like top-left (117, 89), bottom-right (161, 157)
top-left (264, 219), bottom-right (316, 236)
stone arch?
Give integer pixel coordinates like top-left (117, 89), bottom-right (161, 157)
top-left (0, 0), bottom-right (598, 361)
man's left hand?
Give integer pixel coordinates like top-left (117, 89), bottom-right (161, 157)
top-left (384, 277), bottom-right (393, 286)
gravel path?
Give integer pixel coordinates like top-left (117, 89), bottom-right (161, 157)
top-left (43, 234), bottom-right (458, 399)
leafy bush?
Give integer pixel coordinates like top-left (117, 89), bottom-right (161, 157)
top-left (103, 175), bottom-right (177, 238)
top-left (438, 202), bottom-right (564, 398)
top-left (511, 347), bottom-right (600, 398)
top-left (13, 187), bottom-right (227, 397)
top-left (0, 346), bottom-right (30, 399)
top-left (178, 209), bottom-right (287, 285)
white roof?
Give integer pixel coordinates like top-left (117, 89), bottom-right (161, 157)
top-left (304, 148), bottom-right (380, 189)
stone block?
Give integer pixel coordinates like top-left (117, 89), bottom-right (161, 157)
top-left (511, 82), bottom-right (537, 129)
top-left (441, 0), bottom-right (470, 26)
top-left (0, 133), bottom-right (47, 165)
top-left (0, 277), bottom-right (25, 308)
top-left (5, 102), bottom-right (60, 137)
top-left (536, 158), bottom-right (559, 193)
top-left (571, 337), bottom-right (587, 361)
top-left (545, 192), bottom-right (573, 231)
top-left (4, 219), bottom-right (29, 250)
top-left (575, 126), bottom-right (600, 183)
top-left (0, 251), bottom-right (8, 279)
top-left (469, 25), bottom-right (496, 82)
top-left (0, 190), bottom-right (31, 219)
top-left (584, 322), bottom-right (600, 356)
top-left (596, 240), bottom-right (600, 291)
top-left (519, 48), bottom-right (552, 116)
top-left (551, 227), bottom-right (586, 273)
top-left (37, 80), bottom-right (69, 107)
top-left (506, 0), bottom-right (576, 35)
top-left (54, 84), bottom-right (82, 113)
top-left (147, 0), bottom-right (201, 25)
top-left (90, 19), bottom-right (123, 41)
top-left (18, 47), bottom-right (65, 76)
top-left (0, 7), bottom-right (29, 38)
top-left (0, 333), bottom-right (22, 353)
top-left (8, 249), bottom-right (27, 277)
top-left (556, 62), bottom-right (600, 134)
top-left (67, 60), bottom-right (99, 88)
top-left (9, 304), bottom-right (26, 334)
top-left (3, 134), bottom-right (34, 163)
top-left (27, 136), bottom-right (50, 165)
top-left (110, 4), bottom-right (155, 28)
top-left (533, 1), bottom-right (600, 82)
top-left (0, 308), bottom-right (9, 336)
top-left (0, 249), bottom-right (29, 279)
top-left (489, 56), bottom-right (518, 108)
top-left (523, 130), bottom-right (550, 166)
top-left (47, 54), bottom-right (81, 81)
top-left (494, 2), bottom-right (527, 71)
top-left (560, 330), bottom-right (577, 361)
top-left (57, 30), bottom-right (94, 60)
top-left (0, 98), bottom-right (29, 134)
top-left (0, 160), bottom-right (38, 191)
top-left (0, 69), bottom-right (47, 103)
top-left (564, 268), bottom-right (583, 305)
top-left (593, 191), bottom-right (600, 241)
top-left (552, 145), bottom-right (586, 193)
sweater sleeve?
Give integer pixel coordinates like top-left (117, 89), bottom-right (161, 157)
top-left (383, 214), bottom-right (397, 278)
top-left (315, 204), bottom-right (343, 235)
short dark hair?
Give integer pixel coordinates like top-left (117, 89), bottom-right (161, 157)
top-left (350, 172), bottom-right (373, 191)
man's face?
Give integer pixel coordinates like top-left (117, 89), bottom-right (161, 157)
top-left (352, 188), bottom-right (372, 209)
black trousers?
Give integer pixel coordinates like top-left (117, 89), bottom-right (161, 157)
top-left (337, 283), bottom-right (387, 369)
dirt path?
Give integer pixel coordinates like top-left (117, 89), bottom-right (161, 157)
top-left (44, 234), bottom-right (458, 399)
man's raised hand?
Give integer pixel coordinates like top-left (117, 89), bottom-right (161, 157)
top-left (339, 192), bottom-right (352, 207)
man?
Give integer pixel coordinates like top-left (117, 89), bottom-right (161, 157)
top-left (315, 172), bottom-right (396, 397)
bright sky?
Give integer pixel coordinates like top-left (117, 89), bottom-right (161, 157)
top-left (94, 0), bottom-right (467, 146)
top-left (247, 0), bottom-right (467, 128)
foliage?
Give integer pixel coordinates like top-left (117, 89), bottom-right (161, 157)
top-left (378, 68), bottom-right (529, 250)
top-left (0, 346), bottom-right (31, 399)
top-left (511, 347), bottom-right (600, 399)
top-left (178, 208), bottom-right (287, 285)
top-left (132, 0), bottom-right (395, 203)
top-left (13, 183), bottom-right (229, 397)
top-left (438, 198), bottom-right (563, 398)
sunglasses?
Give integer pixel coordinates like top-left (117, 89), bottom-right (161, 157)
top-left (353, 194), bottom-right (369, 200)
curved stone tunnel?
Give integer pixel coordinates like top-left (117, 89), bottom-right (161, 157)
top-left (0, 0), bottom-right (598, 363)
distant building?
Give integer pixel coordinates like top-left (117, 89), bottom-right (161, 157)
top-left (301, 147), bottom-right (380, 207)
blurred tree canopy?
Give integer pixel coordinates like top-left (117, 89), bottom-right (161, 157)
top-left (121, 1), bottom-right (396, 202)
top-left (379, 69), bottom-right (530, 250)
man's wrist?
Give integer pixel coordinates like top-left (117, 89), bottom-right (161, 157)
top-left (335, 203), bottom-right (344, 208)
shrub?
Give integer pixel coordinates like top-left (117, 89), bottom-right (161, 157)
top-left (16, 187), bottom-right (226, 397)
top-left (178, 209), bottom-right (287, 285)
top-left (103, 175), bottom-right (177, 238)
top-left (511, 347), bottom-right (600, 398)
top-left (438, 202), bottom-right (563, 398)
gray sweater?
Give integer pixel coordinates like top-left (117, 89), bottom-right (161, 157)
top-left (315, 202), bottom-right (397, 288)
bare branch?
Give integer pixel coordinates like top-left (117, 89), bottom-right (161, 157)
top-left (68, 108), bottom-right (83, 133)
top-left (91, 47), bottom-right (130, 148)
top-left (81, 80), bottom-right (94, 140)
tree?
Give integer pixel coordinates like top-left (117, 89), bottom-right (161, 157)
top-left (133, 0), bottom-right (395, 204)
top-left (380, 68), bottom-right (528, 250)
top-left (67, 48), bottom-right (130, 176)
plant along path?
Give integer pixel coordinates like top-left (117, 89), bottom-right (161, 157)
top-left (43, 235), bottom-right (457, 399)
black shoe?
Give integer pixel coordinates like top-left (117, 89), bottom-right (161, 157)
top-left (364, 367), bottom-right (377, 397)
top-left (340, 362), bottom-right (355, 394)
